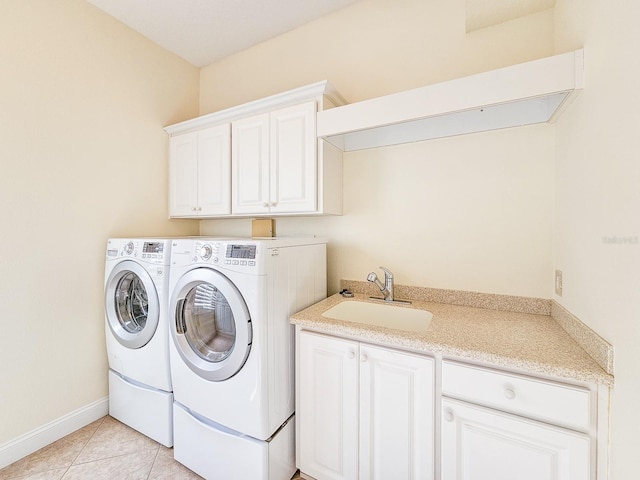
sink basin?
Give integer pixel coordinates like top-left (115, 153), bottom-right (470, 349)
top-left (321, 300), bottom-right (433, 333)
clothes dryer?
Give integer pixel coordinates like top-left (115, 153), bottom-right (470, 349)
top-left (168, 237), bottom-right (327, 480)
top-left (104, 238), bottom-right (173, 446)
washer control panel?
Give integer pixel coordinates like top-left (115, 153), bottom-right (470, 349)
top-left (106, 239), bottom-right (168, 264)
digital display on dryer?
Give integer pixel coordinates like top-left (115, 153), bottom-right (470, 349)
top-left (226, 245), bottom-right (257, 259)
top-left (143, 242), bottom-right (164, 254)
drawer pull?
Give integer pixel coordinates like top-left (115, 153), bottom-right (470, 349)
top-left (504, 387), bottom-right (516, 400)
top-left (444, 410), bottom-right (455, 422)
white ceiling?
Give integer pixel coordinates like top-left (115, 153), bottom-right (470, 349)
top-left (87, 0), bottom-right (359, 67)
top-left (87, 0), bottom-right (556, 68)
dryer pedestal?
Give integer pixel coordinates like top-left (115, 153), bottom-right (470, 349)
top-left (173, 402), bottom-right (296, 480)
top-left (108, 370), bottom-right (173, 447)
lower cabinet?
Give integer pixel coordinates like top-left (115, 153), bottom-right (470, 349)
top-left (296, 329), bottom-right (601, 480)
top-left (297, 330), bottom-right (434, 480)
top-left (441, 360), bottom-right (593, 480)
top-left (441, 398), bottom-right (590, 480)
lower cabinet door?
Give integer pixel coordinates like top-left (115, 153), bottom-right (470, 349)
top-left (441, 398), bottom-right (591, 480)
top-left (298, 331), bottom-right (358, 480)
top-left (359, 344), bottom-right (434, 480)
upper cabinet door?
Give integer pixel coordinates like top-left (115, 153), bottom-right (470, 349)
top-left (270, 101), bottom-right (317, 213)
top-left (198, 123), bottom-right (231, 216)
top-left (169, 131), bottom-right (199, 217)
top-left (232, 113), bottom-right (270, 215)
top-left (168, 125), bottom-right (231, 218)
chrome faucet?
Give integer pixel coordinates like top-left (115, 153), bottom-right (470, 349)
top-left (367, 266), bottom-right (394, 302)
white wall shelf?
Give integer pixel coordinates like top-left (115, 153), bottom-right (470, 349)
top-left (317, 49), bottom-right (584, 151)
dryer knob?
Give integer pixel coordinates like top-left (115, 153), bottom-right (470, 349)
top-left (200, 244), bottom-right (213, 260)
top-left (124, 242), bottom-right (134, 255)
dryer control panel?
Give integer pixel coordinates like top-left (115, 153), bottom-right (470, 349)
top-left (225, 244), bottom-right (257, 266)
top-left (190, 240), bottom-right (263, 274)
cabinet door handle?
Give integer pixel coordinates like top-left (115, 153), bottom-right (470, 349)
top-left (361, 353), bottom-right (368, 363)
top-left (504, 387), bottom-right (516, 400)
top-left (263, 202), bottom-right (270, 208)
top-left (444, 410), bottom-right (455, 422)
top-left (347, 350), bottom-right (355, 360)
top-left (191, 207), bottom-right (197, 211)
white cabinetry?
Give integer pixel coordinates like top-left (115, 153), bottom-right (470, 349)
top-left (164, 81), bottom-right (345, 219)
top-left (298, 332), bottom-right (357, 480)
top-left (441, 360), bottom-right (593, 480)
top-left (232, 102), bottom-right (317, 214)
top-left (297, 330), bottom-right (434, 480)
top-left (169, 123), bottom-right (231, 217)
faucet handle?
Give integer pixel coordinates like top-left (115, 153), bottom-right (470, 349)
top-left (379, 266), bottom-right (393, 279)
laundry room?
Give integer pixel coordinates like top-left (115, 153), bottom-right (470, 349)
top-left (0, 1), bottom-right (638, 480)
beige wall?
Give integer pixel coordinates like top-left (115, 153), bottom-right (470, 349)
top-left (199, 0), bottom-right (556, 297)
top-left (0, 0), bottom-right (199, 445)
top-left (200, 0), bottom-right (555, 112)
top-left (554, 0), bottom-right (640, 477)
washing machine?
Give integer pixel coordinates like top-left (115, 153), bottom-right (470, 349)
top-left (104, 238), bottom-right (173, 447)
top-left (168, 237), bottom-right (327, 480)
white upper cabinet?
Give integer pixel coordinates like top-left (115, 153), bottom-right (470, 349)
top-left (270, 102), bottom-right (317, 213)
top-left (169, 123), bottom-right (231, 217)
top-left (232, 102), bottom-right (317, 215)
top-left (165, 81), bottom-right (346, 219)
top-left (318, 49), bottom-right (584, 151)
top-left (231, 113), bottom-right (270, 215)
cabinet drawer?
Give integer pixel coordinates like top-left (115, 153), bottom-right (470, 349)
top-left (441, 361), bottom-right (591, 431)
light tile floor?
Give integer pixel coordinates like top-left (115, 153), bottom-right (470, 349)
top-left (0, 416), bottom-right (303, 479)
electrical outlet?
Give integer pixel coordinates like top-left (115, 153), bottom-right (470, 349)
top-left (555, 270), bottom-right (563, 296)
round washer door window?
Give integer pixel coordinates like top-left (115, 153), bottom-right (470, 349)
top-left (105, 260), bottom-right (160, 349)
top-left (170, 268), bottom-right (251, 382)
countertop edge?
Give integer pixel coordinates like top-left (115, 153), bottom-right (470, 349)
top-left (291, 294), bottom-right (614, 387)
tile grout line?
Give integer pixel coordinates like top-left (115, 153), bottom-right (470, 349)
top-left (147, 446), bottom-right (162, 480)
top-left (60, 416), bottom-right (107, 479)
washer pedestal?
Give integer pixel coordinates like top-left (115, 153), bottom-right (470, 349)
top-left (173, 402), bottom-right (296, 480)
top-left (108, 370), bottom-right (173, 447)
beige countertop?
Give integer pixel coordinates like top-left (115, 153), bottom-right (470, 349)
top-left (291, 293), bottom-right (613, 386)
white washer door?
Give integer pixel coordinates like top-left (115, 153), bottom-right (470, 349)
top-left (170, 267), bottom-right (252, 382)
top-left (105, 260), bottom-right (160, 349)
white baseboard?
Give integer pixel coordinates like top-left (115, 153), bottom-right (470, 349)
top-left (0, 396), bottom-right (109, 469)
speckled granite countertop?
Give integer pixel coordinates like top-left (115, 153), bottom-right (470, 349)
top-left (291, 293), bottom-right (613, 386)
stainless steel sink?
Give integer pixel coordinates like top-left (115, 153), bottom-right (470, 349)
top-left (321, 300), bottom-right (433, 333)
